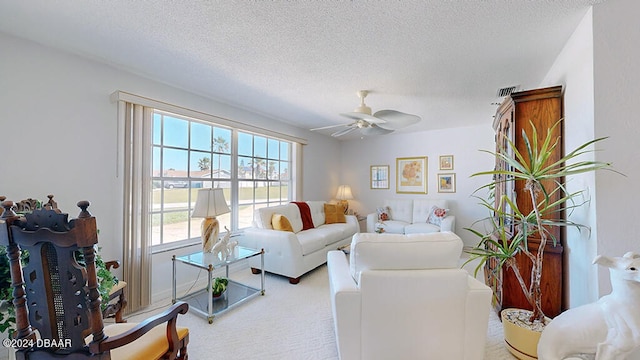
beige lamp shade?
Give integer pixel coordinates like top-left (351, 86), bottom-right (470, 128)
top-left (192, 188), bottom-right (230, 252)
top-left (335, 185), bottom-right (353, 214)
top-left (192, 188), bottom-right (230, 218)
top-left (335, 185), bottom-right (354, 200)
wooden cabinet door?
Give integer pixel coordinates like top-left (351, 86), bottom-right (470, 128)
top-left (512, 86), bottom-right (564, 242)
top-left (487, 85), bottom-right (565, 318)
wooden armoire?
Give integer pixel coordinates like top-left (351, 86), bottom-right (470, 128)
top-left (486, 85), bottom-right (565, 318)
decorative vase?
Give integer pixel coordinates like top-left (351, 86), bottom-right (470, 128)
top-left (501, 308), bottom-right (549, 360)
top-left (201, 216), bottom-right (220, 253)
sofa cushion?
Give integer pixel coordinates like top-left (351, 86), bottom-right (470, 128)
top-left (321, 222), bottom-right (357, 242)
top-left (322, 224), bottom-right (350, 244)
top-left (271, 213), bottom-right (293, 232)
top-left (377, 220), bottom-right (408, 234)
top-left (325, 203), bottom-right (346, 224)
top-left (306, 201), bottom-right (327, 228)
top-left (296, 228), bottom-right (337, 255)
top-left (384, 199), bottom-right (413, 223)
top-left (404, 222), bottom-right (440, 234)
top-left (349, 232), bottom-right (463, 282)
top-left (255, 203), bottom-right (303, 232)
top-left (412, 199), bottom-right (448, 224)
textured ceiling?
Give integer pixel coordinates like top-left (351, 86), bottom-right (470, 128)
top-left (0, 1), bottom-right (600, 138)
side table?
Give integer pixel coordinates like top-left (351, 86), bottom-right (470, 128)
top-left (172, 246), bottom-right (265, 323)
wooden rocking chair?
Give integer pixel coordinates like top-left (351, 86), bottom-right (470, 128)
top-left (0, 199), bottom-right (189, 359)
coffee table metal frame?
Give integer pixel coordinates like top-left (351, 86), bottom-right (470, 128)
top-left (172, 246), bottom-right (265, 323)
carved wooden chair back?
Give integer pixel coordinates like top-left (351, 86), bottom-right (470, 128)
top-left (0, 200), bottom-right (106, 357)
top-left (1, 199), bottom-right (189, 360)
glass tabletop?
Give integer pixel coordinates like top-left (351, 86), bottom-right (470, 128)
top-left (175, 246), bottom-right (261, 269)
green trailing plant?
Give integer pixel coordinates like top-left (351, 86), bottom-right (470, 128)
top-left (464, 120), bottom-right (616, 324)
top-left (74, 247), bottom-right (118, 311)
top-left (212, 277), bottom-right (228, 297)
top-left (0, 247), bottom-right (16, 334)
top-left (95, 252), bottom-right (118, 310)
top-left (0, 247), bottom-right (29, 335)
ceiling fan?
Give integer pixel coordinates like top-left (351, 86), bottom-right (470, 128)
top-left (310, 90), bottom-right (421, 138)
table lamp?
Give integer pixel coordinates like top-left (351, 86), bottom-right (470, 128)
top-left (335, 185), bottom-right (354, 214)
top-left (192, 188), bottom-right (230, 253)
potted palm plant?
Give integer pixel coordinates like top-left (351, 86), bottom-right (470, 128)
top-left (465, 121), bottom-right (615, 359)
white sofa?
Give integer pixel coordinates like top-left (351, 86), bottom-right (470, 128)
top-left (238, 201), bottom-right (358, 284)
top-left (327, 232), bottom-right (492, 360)
top-left (366, 199), bottom-right (455, 234)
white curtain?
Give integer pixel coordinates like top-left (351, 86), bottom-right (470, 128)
top-left (120, 102), bottom-right (153, 313)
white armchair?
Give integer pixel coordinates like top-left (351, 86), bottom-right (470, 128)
top-left (327, 232), bottom-right (491, 360)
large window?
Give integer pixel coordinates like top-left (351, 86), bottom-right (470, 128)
top-left (151, 110), bottom-right (292, 249)
top-left (237, 131), bottom-right (290, 228)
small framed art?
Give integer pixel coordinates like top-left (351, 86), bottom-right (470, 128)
top-left (370, 165), bottom-right (390, 189)
top-left (437, 173), bottom-right (456, 193)
top-left (396, 156), bottom-right (427, 194)
top-left (439, 155), bottom-right (454, 170)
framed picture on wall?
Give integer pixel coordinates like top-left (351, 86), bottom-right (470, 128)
top-left (396, 156), bottom-right (427, 194)
top-left (437, 173), bottom-right (456, 193)
top-left (370, 165), bottom-right (390, 189)
top-left (439, 155), bottom-right (454, 170)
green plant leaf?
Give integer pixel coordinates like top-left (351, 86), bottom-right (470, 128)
top-left (465, 119), bottom-right (619, 323)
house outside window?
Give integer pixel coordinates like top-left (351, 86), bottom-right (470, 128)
top-left (151, 110), bottom-right (292, 249)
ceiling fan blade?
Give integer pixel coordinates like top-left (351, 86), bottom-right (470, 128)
top-left (360, 124), bottom-right (394, 136)
top-left (373, 110), bottom-right (421, 130)
top-left (331, 126), bottom-right (358, 137)
top-left (310, 123), bottom-right (351, 131)
top-left (339, 112), bottom-right (386, 124)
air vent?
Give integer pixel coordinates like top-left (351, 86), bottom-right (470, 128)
top-left (496, 85), bottom-right (519, 98)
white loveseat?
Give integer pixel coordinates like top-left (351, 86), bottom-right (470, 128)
top-left (366, 199), bottom-right (455, 234)
top-left (327, 232), bottom-right (492, 360)
top-left (238, 201), bottom-right (358, 284)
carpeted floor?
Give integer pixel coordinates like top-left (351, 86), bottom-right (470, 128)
top-left (129, 260), bottom-right (516, 359)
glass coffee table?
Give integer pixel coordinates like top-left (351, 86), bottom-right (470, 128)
top-left (172, 246), bottom-right (265, 323)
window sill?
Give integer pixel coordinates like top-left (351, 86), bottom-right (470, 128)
top-left (152, 239), bottom-right (201, 254)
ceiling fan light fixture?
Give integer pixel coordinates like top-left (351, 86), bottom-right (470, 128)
top-left (353, 90), bottom-right (372, 115)
top-left (356, 119), bottom-right (369, 128)
top-left (310, 89), bottom-right (421, 138)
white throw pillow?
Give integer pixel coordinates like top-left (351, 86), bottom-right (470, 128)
top-left (377, 206), bottom-right (390, 221)
top-left (427, 205), bottom-right (449, 226)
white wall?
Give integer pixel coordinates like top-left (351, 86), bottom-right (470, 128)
top-left (0, 32), bottom-right (339, 300)
top-left (540, 9), bottom-right (599, 307)
top-left (339, 124), bottom-right (495, 247)
top-left (592, 0), bottom-right (640, 296)
top-left (539, 0), bottom-right (640, 304)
